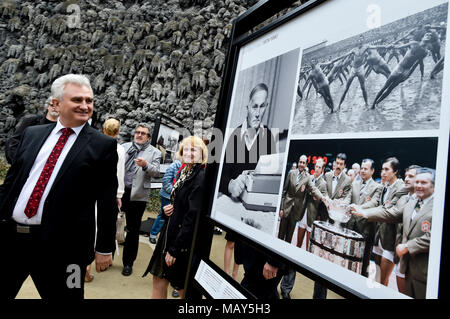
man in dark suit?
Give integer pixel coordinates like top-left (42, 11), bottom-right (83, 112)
top-left (5, 96), bottom-right (59, 164)
top-left (0, 74), bottom-right (118, 299)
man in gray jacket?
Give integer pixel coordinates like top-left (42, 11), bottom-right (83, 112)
top-left (121, 123), bottom-right (161, 276)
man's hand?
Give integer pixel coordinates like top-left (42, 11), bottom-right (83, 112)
top-left (134, 157), bottom-right (147, 167)
top-left (228, 174), bottom-right (246, 198)
top-left (279, 209), bottom-right (283, 218)
top-left (349, 204), bottom-right (366, 217)
top-left (163, 204), bottom-right (174, 217)
top-left (396, 243), bottom-right (409, 257)
top-left (262, 263), bottom-right (278, 280)
top-left (95, 253), bottom-right (112, 272)
top-left (117, 198), bottom-right (122, 209)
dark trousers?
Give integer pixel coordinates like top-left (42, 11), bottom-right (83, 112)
top-left (280, 267), bottom-right (296, 295)
top-left (278, 213), bottom-right (297, 243)
top-left (313, 282), bottom-right (327, 299)
top-left (121, 187), bottom-right (147, 267)
top-left (241, 270), bottom-right (282, 300)
top-left (0, 222), bottom-right (86, 299)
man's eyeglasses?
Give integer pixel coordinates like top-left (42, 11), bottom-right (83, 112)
top-left (135, 131), bottom-right (149, 136)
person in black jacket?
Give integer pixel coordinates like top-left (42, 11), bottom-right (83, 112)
top-left (5, 96), bottom-right (59, 164)
top-left (144, 136), bottom-right (208, 299)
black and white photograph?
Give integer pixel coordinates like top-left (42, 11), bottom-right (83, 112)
top-left (279, 137), bottom-right (438, 298)
top-left (213, 48), bottom-right (300, 235)
top-left (292, 2), bottom-right (448, 135)
top-left (155, 123), bottom-right (181, 165)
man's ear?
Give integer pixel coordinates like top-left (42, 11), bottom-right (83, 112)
top-left (52, 98), bottom-right (60, 110)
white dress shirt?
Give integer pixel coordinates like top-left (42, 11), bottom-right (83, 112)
top-left (332, 171), bottom-right (343, 194)
top-left (411, 195), bottom-right (433, 221)
top-left (12, 120), bottom-right (85, 225)
top-left (116, 143), bottom-right (125, 199)
top-left (240, 118), bottom-right (264, 151)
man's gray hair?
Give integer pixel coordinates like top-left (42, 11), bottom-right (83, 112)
top-left (136, 123), bottom-right (151, 136)
top-left (40, 96), bottom-right (53, 113)
top-left (51, 74), bottom-right (93, 100)
top-left (45, 96), bottom-right (53, 105)
top-left (416, 167), bottom-right (436, 185)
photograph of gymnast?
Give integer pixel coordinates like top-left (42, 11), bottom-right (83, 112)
top-left (292, 2), bottom-right (447, 135)
top-left (278, 137), bottom-right (439, 298)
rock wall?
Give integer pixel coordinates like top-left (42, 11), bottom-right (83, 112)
top-left (0, 0), bottom-right (261, 145)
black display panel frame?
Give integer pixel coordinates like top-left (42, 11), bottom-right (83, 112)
top-left (184, 0), bottom-right (450, 299)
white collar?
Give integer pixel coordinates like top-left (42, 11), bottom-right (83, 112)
top-left (240, 118), bottom-right (264, 150)
top-left (313, 173), bottom-right (323, 181)
top-left (55, 119), bottom-right (86, 136)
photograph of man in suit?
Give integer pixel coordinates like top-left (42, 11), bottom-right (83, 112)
top-left (218, 83), bottom-right (277, 199)
top-left (324, 153), bottom-right (352, 205)
top-left (278, 155), bottom-right (326, 244)
top-left (345, 158), bottom-right (383, 277)
top-left (392, 165), bottom-right (420, 294)
top-left (314, 152), bottom-right (352, 299)
top-left (302, 157), bottom-right (328, 251)
top-left (279, 156), bottom-right (327, 299)
top-left (351, 167), bottom-right (435, 298)
top-left (0, 74), bottom-right (118, 299)
top-left (360, 157), bottom-right (406, 287)
top-left (121, 123), bottom-right (161, 276)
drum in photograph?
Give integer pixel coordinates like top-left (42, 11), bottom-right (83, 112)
top-left (309, 221), bottom-right (365, 274)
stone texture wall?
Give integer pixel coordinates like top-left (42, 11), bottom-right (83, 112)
top-left (0, 0), bottom-right (261, 146)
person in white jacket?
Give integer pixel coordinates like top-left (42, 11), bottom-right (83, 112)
top-left (103, 118), bottom-right (125, 207)
top-left (85, 118), bottom-right (125, 282)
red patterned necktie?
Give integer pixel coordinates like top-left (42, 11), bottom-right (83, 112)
top-left (24, 128), bottom-right (74, 218)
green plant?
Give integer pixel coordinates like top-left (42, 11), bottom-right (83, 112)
top-left (0, 157), bottom-right (10, 183)
top-left (146, 188), bottom-right (161, 214)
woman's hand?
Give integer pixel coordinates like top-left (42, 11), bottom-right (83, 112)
top-left (165, 252), bottom-right (176, 267)
top-left (163, 204), bottom-right (174, 217)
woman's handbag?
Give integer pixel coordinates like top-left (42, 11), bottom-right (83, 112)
top-left (116, 209), bottom-right (126, 244)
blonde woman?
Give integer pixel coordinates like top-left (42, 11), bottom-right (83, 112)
top-left (144, 136), bottom-right (208, 299)
top-left (85, 118), bottom-right (125, 282)
top-left (102, 118), bottom-right (125, 207)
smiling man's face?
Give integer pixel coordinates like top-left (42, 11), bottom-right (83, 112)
top-left (54, 83), bottom-right (93, 128)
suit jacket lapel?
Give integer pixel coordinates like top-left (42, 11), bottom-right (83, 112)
top-left (353, 180), bottom-right (362, 204)
top-left (295, 170), bottom-right (302, 193)
top-left (49, 125), bottom-right (93, 193)
top-left (326, 174), bottom-right (333, 197)
top-left (407, 198), bottom-right (432, 237)
top-left (333, 174), bottom-right (345, 198)
top-left (22, 124), bottom-right (55, 175)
